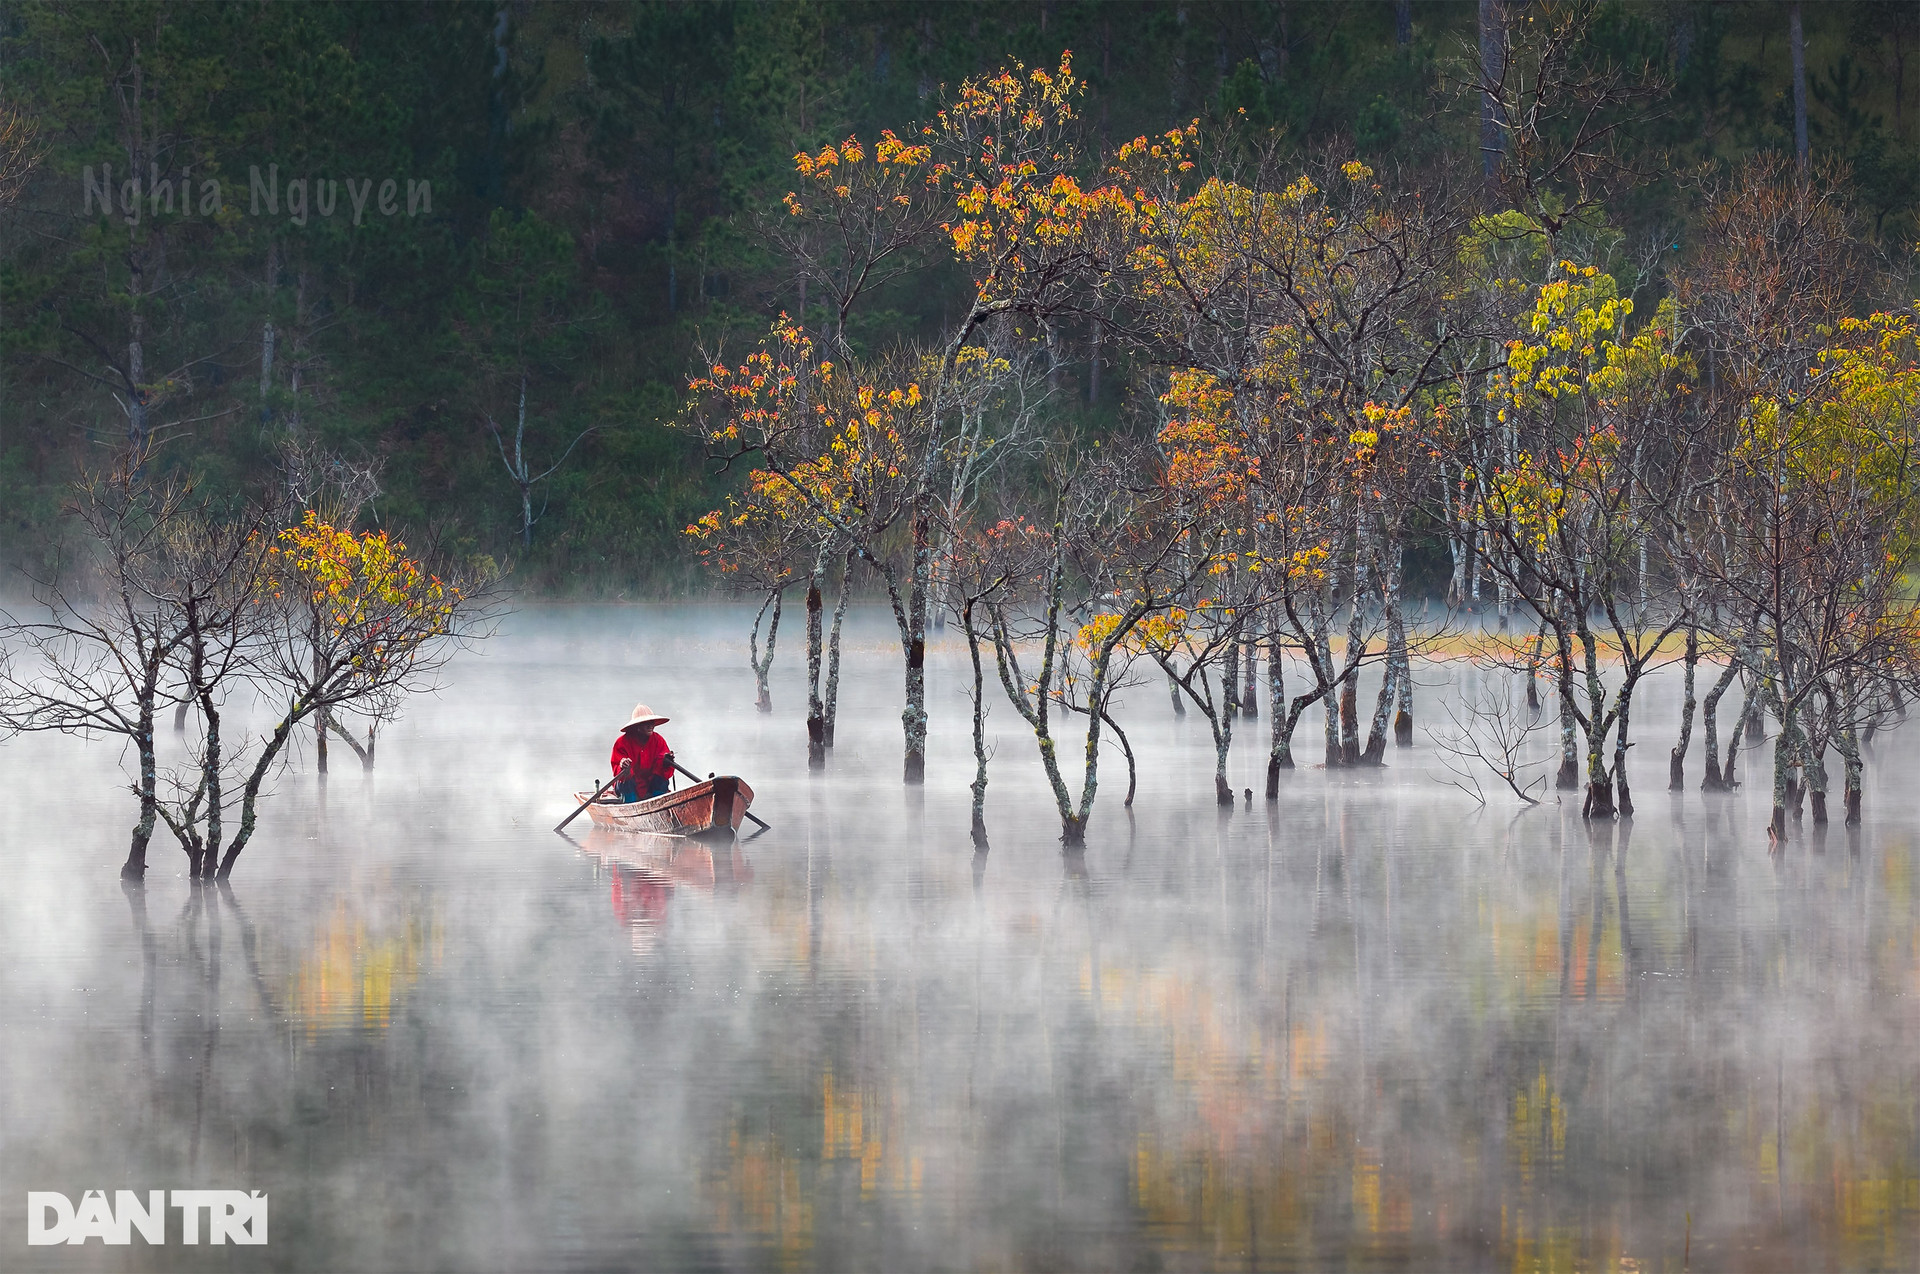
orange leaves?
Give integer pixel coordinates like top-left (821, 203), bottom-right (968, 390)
top-left (686, 319), bottom-right (816, 450)
top-left (941, 52), bottom-right (1081, 131)
top-left (1158, 371), bottom-right (1253, 514)
top-left (930, 51), bottom-right (1138, 302)
top-left (787, 129), bottom-right (940, 215)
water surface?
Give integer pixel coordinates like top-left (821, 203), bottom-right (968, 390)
top-left (3, 605), bottom-right (1917, 1271)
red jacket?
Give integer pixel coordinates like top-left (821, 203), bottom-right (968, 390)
top-left (611, 730), bottom-right (673, 786)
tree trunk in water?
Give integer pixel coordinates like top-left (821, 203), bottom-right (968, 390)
top-left (1338, 533), bottom-right (1368, 765)
top-left (1240, 623), bottom-right (1259, 718)
top-left (174, 699), bottom-right (189, 731)
top-left (1319, 604), bottom-right (1340, 769)
top-left (1554, 629), bottom-right (1579, 790)
top-left (196, 678), bottom-right (224, 880)
top-left (1525, 625), bottom-right (1544, 712)
top-left (1371, 542), bottom-right (1406, 757)
top-left (1700, 650), bottom-right (1741, 790)
top-left (805, 560), bottom-right (825, 767)
top-left (122, 700), bottom-right (160, 880)
top-left (1839, 673), bottom-right (1864, 825)
top-left (1169, 673), bottom-right (1185, 715)
top-left (1806, 733), bottom-right (1829, 824)
top-left (1210, 658), bottom-right (1236, 805)
top-left (964, 599), bottom-right (989, 846)
top-left (902, 510), bottom-right (930, 784)
top-left (1224, 630), bottom-right (1241, 724)
top-left (1671, 624), bottom-right (1698, 791)
top-left (749, 591), bottom-right (781, 714)
top-left (1584, 774), bottom-right (1616, 819)
top-left (1841, 726), bottom-right (1863, 825)
top-left (315, 646), bottom-right (329, 775)
top-left (824, 550), bottom-right (852, 747)
top-left (1388, 563), bottom-right (1412, 745)
top-left (1266, 634), bottom-right (1289, 797)
top-left (1769, 680), bottom-right (1794, 841)
top-left (330, 719), bottom-right (378, 772)
top-left (1726, 683), bottom-right (1760, 791)
top-left (1578, 626), bottom-right (1613, 819)
top-left (1612, 684), bottom-right (1635, 818)
top-left (1107, 711), bottom-right (1137, 806)
top-left (1338, 670), bottom-right (1360, 764)
top-left (1362, 659), bottom-right (1395, 764)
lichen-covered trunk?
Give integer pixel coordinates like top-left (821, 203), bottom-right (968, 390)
top-left (1210, 670), bottom-right (1234, 806)
top-left (1611, 681), bottom-right (1635, 819)
top-left (1364, 546), bottom-right (1405, 763)
top-left (1770, 697), bottom-right (1793, 841)
top-left (902, 509), bottom-right (931, 784)
top-left (1578, 625), bottom-right (1614, 819)
top-left (1240, 621), bottom-right (1259, 719)
top-left (824, 550), bottom-right (852, 747)
top-left (963, 599), bottom-right (989, 846)
top-left (1386, 548), bottom-right (1412, 745)
top-left (1338, 530), bottom-right (1369, 766)
top-left (1839, 720), bottom-right (1864, 826)
top-left (122, 678), bottom-right (161, 880)
top-left (1806, 731), bottom-right (1829, 825)
top-left (218, 708), bottom-right (303, 879)
top-left (749, 589), bottom-right (783, 714)
top-left (989, 559), bottom-right (1080, 844)
top-left (1266, 635), bottom-right (1290, 797)
top-left (195, 685), bottom-right (223, 880)
top-left (805, 558), bottom-right (826, 767)
top-left (1315, 590), bottom-right (1340, 769)
top-left (1224, 630), bottom-right (1241, 724)
top-left (1725, 678), bottom-right (1761, 792)
top-left (314, 644), bottom-right (329, 774)
top-left (1700, 647), bottom-right (1742, 791)
top-left (1525, 627), bottom-right (1544, 712)
top-left (1839, 670), bottom-right (1864, 825)
top-left (1671, 625), bottom-right (1697, 791)
top-left (1554, 624), bottom-right (1579, 791)
top-left (1362, 659), bottom-right (1396, 765)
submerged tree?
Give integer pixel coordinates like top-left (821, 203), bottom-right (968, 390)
top-left (0, 446), bottom-right (485, 879)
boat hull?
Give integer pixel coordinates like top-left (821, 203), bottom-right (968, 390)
top-left (572, 775), bottom-right (753, 839)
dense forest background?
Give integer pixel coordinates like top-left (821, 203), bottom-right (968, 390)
top-left (2, 0), bottom-right (1916, 596)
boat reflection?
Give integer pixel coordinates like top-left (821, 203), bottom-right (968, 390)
top-left (574, 827), bottom-right (754, 952)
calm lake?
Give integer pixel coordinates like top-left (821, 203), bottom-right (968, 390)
top-left (3, 605), bottom-right (1916, 1272)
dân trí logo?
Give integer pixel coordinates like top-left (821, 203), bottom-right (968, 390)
top-left (27, 1190), bottom-right (267, 1245)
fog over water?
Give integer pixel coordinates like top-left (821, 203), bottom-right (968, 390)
top-left (3, 604), bottom-right (1917, 1271)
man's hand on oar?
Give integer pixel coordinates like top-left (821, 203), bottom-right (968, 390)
top-left (555, 772), bottom-right (621, 833)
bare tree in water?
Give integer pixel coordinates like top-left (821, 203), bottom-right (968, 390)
top-left (1, 444), bottom-right (489, 879)
top-left (0, 448), bottom-right (195, 878)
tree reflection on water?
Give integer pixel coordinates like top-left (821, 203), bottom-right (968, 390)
top-left (6, 618), bottom-right (1920, 1271)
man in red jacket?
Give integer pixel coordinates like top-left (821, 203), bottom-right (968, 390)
top-left (611, 704), bottom-right (675, 802)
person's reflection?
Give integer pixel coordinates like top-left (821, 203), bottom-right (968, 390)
top-left (611, 864), bottom-right (673, 949)
top-left (580, 828), bottom-right (753, 951)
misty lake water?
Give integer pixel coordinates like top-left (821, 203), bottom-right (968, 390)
top-left (3, 605), bottom-right (1918, 1272)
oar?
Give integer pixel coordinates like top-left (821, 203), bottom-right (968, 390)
top-left (673, 759), bottom-right (771, 831)
top-left (555, 772), bottom-right (622, 833)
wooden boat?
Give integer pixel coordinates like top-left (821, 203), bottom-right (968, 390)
top-left (571, 775), bottom-right (755, 840)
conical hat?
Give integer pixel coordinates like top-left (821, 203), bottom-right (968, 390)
top-left (623, 703), bottom-right (670, 731)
